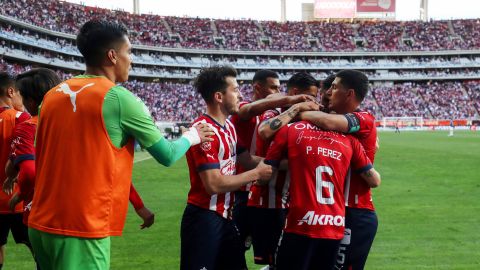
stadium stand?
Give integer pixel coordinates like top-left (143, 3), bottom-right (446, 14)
top-left (0, 0), bottom-right (479, 123)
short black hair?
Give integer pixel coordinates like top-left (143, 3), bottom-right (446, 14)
top-left (77, 20), bottom-right (129, 67)
top-left (335, 70), bottom-right (369, 102)
top-left (253, 70), bottom-right (279, 84)
top-left (321, 74), bottom-right (336, 92)
top-left (194, 66), bottom-right (237, 104)
top-left (286, 72), bottom-right (319, 91)
top-left (0, 72), bottom-right (15, 96)
top-left (16, 68), bottom-right (62, 106)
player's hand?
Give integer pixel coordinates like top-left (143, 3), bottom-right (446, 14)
top-left (135, 206), bottom-right (155, 229)
top-left (287, 94), bottom-right (317, 105)
top-left (3, 176), bottom-right (17, 195)
top-left (181, 124), bottom-right (214, 143)
top-left (296, 101), bottom-right (320, 112)
top-left (255, 161), bottom-right (273, 181)
top-left (8, 193), bottom-right (21, 212)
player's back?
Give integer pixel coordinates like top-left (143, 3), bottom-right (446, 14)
top-left (267, 121), bottom-right (371, 240)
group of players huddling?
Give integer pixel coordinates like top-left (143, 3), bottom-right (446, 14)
top-left (0, 19), bottom-right (381, 270)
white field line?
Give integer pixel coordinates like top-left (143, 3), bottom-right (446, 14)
top-left (133, 155), bottom-right (153, 164)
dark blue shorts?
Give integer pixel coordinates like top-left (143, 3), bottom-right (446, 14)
top-left (232, 190), bottom-right (251, 251)
top-left (248, 207), bottom-right (287, 265)
top-left (276, 232), bottom-right (340, 270)
top-left (180, 204), bottom-right (245, 270)
top-left (335, 208), bottom-right (378, 270)
top-left (0, 213), bottom-right (30, 246)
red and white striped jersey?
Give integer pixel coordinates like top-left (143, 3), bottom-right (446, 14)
top-left (186, 114), bottom-right (239, 219)
top-left (248, 109), bottom-right (290, 209)
top-left (230, 101), bottom-right (260, 191)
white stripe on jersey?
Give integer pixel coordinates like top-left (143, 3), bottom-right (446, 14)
top-left (223, 192), bottom-right (231, 218)
top-left (344, 168), bottom-right (352, 207)
top-left (281, 171), bottom-right (291, 209)
top-left (210, 194), bottom-right (218, 212)
top-left (268, 170), bottom-right (278, 208)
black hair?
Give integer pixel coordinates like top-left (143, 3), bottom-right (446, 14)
top-left (194, 66), bottom-right (237, 104)
top-left (15, 68), bottom-right (62, 107)
top-left (286, 72), bottom-right (320, 91)
top-left (321, 74), bottom-right (336, 92)
top-left (0, 72), bottom-right (15, 96)
top-left (335, 70), bottom-right (369, 102)
top-left (252, 70), bottom-right (279, 84)
top-left (77, 19), bottom-right (129, 67)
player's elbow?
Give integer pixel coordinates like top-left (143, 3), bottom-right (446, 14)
top-left (257, 126), bottom-right (271, 140)
top-left (203, 181), bottom-right (222, 195)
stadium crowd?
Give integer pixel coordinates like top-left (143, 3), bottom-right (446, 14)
top-left (1, 58), bottom-right (478, 122)
top-left (1, 0), bottom-right (480, 51)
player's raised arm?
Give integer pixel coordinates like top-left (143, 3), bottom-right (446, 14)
top-left (258, 101), bottom-right (319, 140)
top-left (298, 111), bottom-right (351, 133)
top-left (237, 93), bottom-right (308, 121)
top-left (115, 87), bottom-right (214, 167)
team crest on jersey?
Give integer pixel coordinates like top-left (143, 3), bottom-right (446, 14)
top-left (200, 142), bottom-right (212, 152)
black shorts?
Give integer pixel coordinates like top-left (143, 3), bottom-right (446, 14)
top-left (335, 208), bottom-right (378, 270)
top-left (0, 213), bottom-right (30, 246)
top-left (180, 204), bottom-right (245, 270)
top-left (232, 190), bottom-right (250, 250)
top-left (247, 207), bottom-right (287, 265)
top-left (276, 232), bottom-right (340, 270)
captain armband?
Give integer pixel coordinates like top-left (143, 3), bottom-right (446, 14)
top-left (345, 113), bottom-right (360, 133)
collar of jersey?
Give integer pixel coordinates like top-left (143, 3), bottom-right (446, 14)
top-left (204, 114), bottom-right (226, 130)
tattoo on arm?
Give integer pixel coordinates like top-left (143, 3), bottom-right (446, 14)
top-left (270, 119), bottom-right (282, 130)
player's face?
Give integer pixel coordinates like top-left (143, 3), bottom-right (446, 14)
top-left (291, 85), bottom-right (319, 98)
top-left (113, 36), bottom-right (132, 83)
top-left (222, 77), bottom-right (241, 115)
top-left (255, 77), bottom-right (281, 99)
top-left (320, 88), bottom-right (330, 112)
top-left (327, 77), bottom-right (351, 113)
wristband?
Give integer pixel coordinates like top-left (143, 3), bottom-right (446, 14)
top-left (181, 126), bottom-right (201, 146)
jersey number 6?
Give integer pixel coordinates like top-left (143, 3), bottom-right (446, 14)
top-left (315, 166), bottom-right (334, 205)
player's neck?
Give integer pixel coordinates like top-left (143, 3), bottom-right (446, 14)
top-left (84, 66), bottom-right (117, 83)
top-left (206, 105), bottom-right (228, 126)
top-left (338, 103), bottom-right (359, 114)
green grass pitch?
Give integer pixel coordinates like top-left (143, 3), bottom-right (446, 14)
top-left (5, 131), bottom-right (480, 269)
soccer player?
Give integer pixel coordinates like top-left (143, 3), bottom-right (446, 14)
top-left (0, 72), bottom-right (31, 270)
top-left (229, 69), bottom-right (313, 259)
top-left (448, 119), bottom-right (454, 136)
top-left (2, 69), bottom-right (154, 231)
top-left (246, 72), bottom-right (320, 269)
top-left (27, 20), bottom-right (213, 270)
top-left (257, 72), bottom-right (320, 141)
top-left (265, 121), bottom-right (380, 270)
top-left (299, 70), bottom-right (380, 270)
top-left (181, 66), bottom-right (272, 270)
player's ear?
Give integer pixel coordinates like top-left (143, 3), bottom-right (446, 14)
top-left (213, 91), bottom-right (223, 103)
top-left (107, 49), bottom-right (117, 65)
top-left (6, 86), bottom-right (15, 98)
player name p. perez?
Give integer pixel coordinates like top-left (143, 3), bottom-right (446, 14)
top-left (297, 211), bottom-right (345, 226)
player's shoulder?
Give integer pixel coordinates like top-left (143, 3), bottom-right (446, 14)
top-left (352, 110), bottom-right (376, 122)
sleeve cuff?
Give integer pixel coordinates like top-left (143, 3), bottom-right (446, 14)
top-left (355, 164), bottom-right (373, 174)
top-left (197, 163), bottom-right (220, 172)
top-left (264, 160), bottom-right (280, 168)
top-left (13, 154), bottom-right (35, 167)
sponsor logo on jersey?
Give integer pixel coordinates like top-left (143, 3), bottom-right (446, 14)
top-left (56, 82), bottom-right (94, 112)
top-left (297, 211), bottom-right (345, 227)
top-left (220, 159), bottom-right (236, 175)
